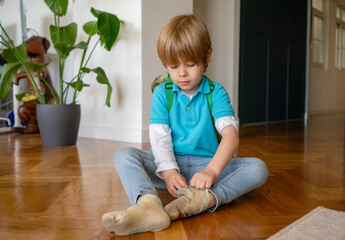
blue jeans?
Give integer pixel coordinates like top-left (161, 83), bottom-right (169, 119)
top-left (114, 147), bottom-right (268, 211)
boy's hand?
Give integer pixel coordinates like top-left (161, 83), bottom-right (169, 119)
top-left (162, 169), bottom-right (188, 198)
top-left (190, 168), bottom-right (217, 190)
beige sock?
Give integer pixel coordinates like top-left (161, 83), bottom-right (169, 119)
top-left (164, 187), bottom-right (209, 220)
top-left (102, 194), bottom-right (170, 236)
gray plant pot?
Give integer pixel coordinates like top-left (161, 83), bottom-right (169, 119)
top-left (37, 104), bottom-right (81, 146)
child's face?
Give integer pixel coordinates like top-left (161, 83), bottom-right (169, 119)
top-left (167, 61), bottom-right (205, 95)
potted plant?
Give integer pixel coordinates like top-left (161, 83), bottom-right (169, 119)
top-left (0, 0), bottom-right (121, 146)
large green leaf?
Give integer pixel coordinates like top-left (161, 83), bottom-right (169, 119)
top-left (2, 43), bottom-right (27, 63)
top-left (0, 62), bottom-right (21, 99)
top-left (44, 0), bottom-right (68, 17)
top-left (98, 12), bottom-right (120, 51)
top-left (73, 41), bottom-right (88, 50)
top-left (90, 8), bottom-right (101, 17)
top-left (50, 23), bottom-right (77, 50)
top-left (81, 67), bottom-right (108, 84)
top-left (54, 41), bottom-right (87, 59)
top-left (83, 21), bottom-right (98, 36)
top-left (2, 48), bottom-right (18, 63)
top-left (81, 67), bottom-right (112, 107)
top-left (69, 81), bottom-right (90, 91)
top-left (91, 8), bottom-right (120, 51)
top-left (26, 59), bottom-right (51, 72)
top-left (15, 89), bottom-right (33, 102)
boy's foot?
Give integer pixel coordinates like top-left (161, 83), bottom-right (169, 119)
top-left (164, 187), bottom-right (209, 220)
top-left (102, 194), bottom-right (170, 236)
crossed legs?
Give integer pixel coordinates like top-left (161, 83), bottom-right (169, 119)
top-left (102, 148), bottom-right (268, 235)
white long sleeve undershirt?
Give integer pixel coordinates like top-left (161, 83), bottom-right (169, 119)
top-left (149, 116), bottom-right (239, 179)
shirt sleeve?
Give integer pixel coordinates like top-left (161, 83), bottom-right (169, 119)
top-left (215, 116), bottom-right (240, 135)
top-left (149, 124), bottom-right (179, 179)
top-left (211, 83), bottom-right (235, 120)
top-left (150, 84), bottom-right (170, 125)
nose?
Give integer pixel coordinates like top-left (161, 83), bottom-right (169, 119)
top-left (179, 66), bottom-right (187, 77)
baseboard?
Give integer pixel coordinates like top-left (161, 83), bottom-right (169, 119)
top-left (78, 125), bottom-right (150, 143)
top-left (309, 108), bottom-right (345, 116)
top-left (0, 127), bottom-right (11, 133)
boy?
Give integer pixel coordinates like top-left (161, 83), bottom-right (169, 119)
top-left (102, 14), bottom-right (268, 236)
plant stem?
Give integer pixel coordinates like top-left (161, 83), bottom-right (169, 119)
top-left (83, 38), bottom-right (100, 67)
top-left (21, 65), bottom-right (46, 104)
top-left (64, 85), bottom-right (69, 104)
top-left (63, 75), bottom-right (77, 103)
top-left (70, 38), bottom-right (100, 104)
top-left (71, 34), bottom-right (94, 104)
top-left (39, 71), bottom-right (59, 104)
top-left (54, 15), bottom-right (64, 104)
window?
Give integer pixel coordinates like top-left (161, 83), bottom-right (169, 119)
top-left (311, 0), bottom-right (326, 65)
top-left (335, 5), bottom-right (345, 69)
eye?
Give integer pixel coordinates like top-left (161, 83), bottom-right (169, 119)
top-left (186, 63), bottom-right (195, 67)
top-left (169, 65), bottom-right (178, 69)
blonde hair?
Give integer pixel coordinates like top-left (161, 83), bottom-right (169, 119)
top-left (157, 14), bottom-right (212, 70)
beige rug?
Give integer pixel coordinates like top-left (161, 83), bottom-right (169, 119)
top-left (268, 206), bottom-right (345, 240)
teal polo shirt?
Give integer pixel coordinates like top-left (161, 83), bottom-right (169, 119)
top-left (150, 75), bottom-right (234, 157)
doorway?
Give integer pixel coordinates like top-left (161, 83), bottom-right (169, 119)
top-left (239, 0), bottom-right (308, 124)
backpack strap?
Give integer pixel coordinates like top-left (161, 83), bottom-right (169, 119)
top-left (206, 78), bottom-right (215, 111)
top-left (205, 78), bottom-right (222, 143)
top-left (165, 79), bottom-right (174, 111)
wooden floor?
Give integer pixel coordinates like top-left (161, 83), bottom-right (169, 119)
top-left (0, 112), bottom-right (344, 240)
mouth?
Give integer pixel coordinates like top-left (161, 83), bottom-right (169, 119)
top-left (179, 81), bottom-right (190, 86)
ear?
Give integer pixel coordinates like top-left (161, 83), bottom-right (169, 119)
top-left (205, 49), bottom-right (212, 65)
top-left (42, 37), bottom-right (51, 53)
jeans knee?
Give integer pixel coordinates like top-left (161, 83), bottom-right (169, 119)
top-left (114, 147), bottom-right (138, 169)
top-left (253, 158), bottom-right (269, 186)
top-left (246, 157), bottom-right (269, 187)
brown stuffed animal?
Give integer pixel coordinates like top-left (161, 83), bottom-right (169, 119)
top-left (11, 36), bottom-right (59, 134)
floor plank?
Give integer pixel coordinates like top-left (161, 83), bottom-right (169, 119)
top-left (0, 112), bottom-right (344, 239)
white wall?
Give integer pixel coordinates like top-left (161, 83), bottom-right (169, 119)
top-left (0, 0), bottom-right (22, 45)
top-left (74, 0), bottom-right (144, 143)
top-left (193, 0), bottom-right (240, 117)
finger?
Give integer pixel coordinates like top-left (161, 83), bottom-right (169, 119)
top-left (195, 183), bottom-right (203, 190)
top-left (189, 174), bottom-right (198, 187)
top-left (197, 178), bottom-right (207, 189)
top-left (196, 179), bottom-right (206, 190)
top-left (167, 182), bottom-right (177, 197)
top-left (192, 177), bottom-right (203, 189)
top-left (168, 186), bottom-right (178, 198)
top-left (191, 175), bottom-right (202, 189)
top-left (205, 180), bottom-right (212, 189)
top-left (189, 178), bottom-right (196, 188)
top-left (177, 177), bottom-right (188, 188)
top-left (174, 181), bottom-right (185, 190)
top-left (172, 181), bottom-right (183, 190)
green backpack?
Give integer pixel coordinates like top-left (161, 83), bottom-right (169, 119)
top-left (151, 72), bottom-right (222, 143)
